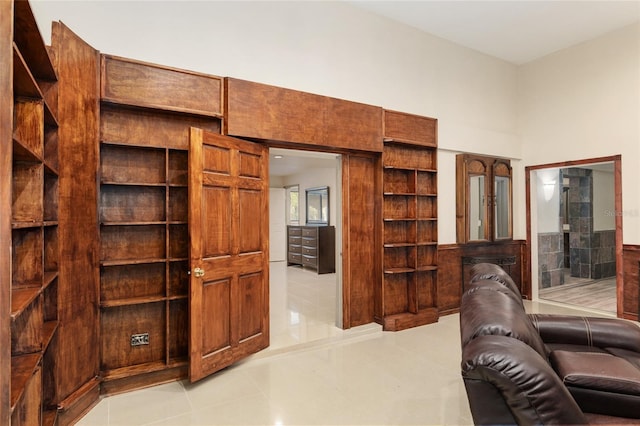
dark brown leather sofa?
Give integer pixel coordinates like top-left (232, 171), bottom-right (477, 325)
top-left (460, 263), bottom-right (640, 425)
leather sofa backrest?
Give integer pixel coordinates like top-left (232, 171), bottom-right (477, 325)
top-left (460, 283), bottom-right (549, 358)
top-left (470, 262), bottom-right (523, 303)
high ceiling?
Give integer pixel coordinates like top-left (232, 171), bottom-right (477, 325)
top-left (272, 1), bottom-right (639, 177)
top-left (347, 1), bottom-right (640, 65)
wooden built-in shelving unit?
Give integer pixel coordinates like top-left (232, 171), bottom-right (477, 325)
top-left (97, 54), bottom-right (222, 394)
top-left (379, 110), bottom-right (438, 331)
top-left (6, 1), bottom-right (60, 424)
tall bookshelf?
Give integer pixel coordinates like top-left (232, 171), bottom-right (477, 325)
top-left (97, 55), bottom-right (222, 393)
top-left (6, 0), bottom-right (60, 424)
top-left (379, 110), bottom-right (438, 331)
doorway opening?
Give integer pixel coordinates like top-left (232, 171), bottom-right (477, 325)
top-left (526, 156), bottom-right (622, 316)
top-left (267, 147), bottom-right (344, 352)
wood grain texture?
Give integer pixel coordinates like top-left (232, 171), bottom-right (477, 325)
top-left (52, 20), bottom-right (101, 411)
top-left (225, 78), bottom-right (383, 152)
top-left (101, 55), bottom-right (222, 116)
top-left (383, 109), bottom-right (437, 147)
top-left (342, 154), bottom-right (378, 328)
top-left (622, 245), bottom-right (640, 320)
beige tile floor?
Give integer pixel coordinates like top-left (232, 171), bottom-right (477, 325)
top-left (77, 263), bottom-right (610, 426)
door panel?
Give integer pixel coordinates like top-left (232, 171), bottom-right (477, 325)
top-left (189, 128), bottom-right (269, 382)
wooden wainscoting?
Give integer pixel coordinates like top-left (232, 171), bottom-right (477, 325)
top-left (437, 241), bottom-right (527, 315)
top-left (623, 244), bottom-right (640, 321)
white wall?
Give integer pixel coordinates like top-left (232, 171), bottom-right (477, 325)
top-left (32, 0), bottom-right (519, 245)
top-left (519, 23), bottom-right (640, 243)
top-left (593, 169), bottom-right (616, 231)
top-left (283, 168), bottom-right (337, 227)
top-left (32, 3), bottom-right (639, 244)
top-left (535, 169), bottom-right (561, 234)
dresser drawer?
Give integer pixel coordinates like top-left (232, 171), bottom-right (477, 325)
top-left (289, 235), bottom-right (302, 245)
top-left (301, 246), bottom-right (317, 256)
top-left (302, 255), bottom-right (317, 267)
top-left (288, 227), bottom-right (302, 236)
top-left (288, 253), bottom-right (302, 264)
top-left (302, 236), bottom-right (316, 247)
top-left (302, 227), bottom-right (318, 237)
top-left (288, 243), bottom-right (301, 254)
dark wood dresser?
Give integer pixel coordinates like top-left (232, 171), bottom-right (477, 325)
top-left (287, 225), bottom-right (336, 274)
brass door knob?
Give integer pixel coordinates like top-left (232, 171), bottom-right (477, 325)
top-left (193, 267), bottom-right (205, 278)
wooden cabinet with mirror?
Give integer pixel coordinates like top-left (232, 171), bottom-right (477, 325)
top-left (456, 154), bottom-right (512, 244)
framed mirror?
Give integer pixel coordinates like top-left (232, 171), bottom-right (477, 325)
top-left (306, 186), bottom-right (329, 225)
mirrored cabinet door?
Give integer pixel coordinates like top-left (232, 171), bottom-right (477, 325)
top-left (457, 154), bottom-right (512, 244)
top-left (493, 159), bottom-right (512, 240)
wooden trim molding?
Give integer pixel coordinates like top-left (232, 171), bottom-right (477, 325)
top-left (525, 155), bottom-right (624, 316)
top-left (623, 244), bottom-right (640, 321)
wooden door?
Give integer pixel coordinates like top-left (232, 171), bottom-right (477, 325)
top-left (188, 128), bottom-right (269, 382)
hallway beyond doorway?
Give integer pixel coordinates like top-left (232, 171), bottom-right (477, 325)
top-left (264, 261), bottom-right (380, 357)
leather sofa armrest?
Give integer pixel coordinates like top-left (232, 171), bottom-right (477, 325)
top-left (462, 334), bottom-right (587, 425)
top-left (529, 314), bottom-right (640, 352)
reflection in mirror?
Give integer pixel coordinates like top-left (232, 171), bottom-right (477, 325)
top-left (494, 176), bottom-right (510, 239)
top-left (469, 175), bottom-right (485, 240)
top-left (306, 186), bottom-right (329, 225)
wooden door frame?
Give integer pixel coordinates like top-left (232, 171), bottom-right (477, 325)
top-left (262, 143), bottom-right (380, 330)
top-left (525, 155), bottom-right (623, 316)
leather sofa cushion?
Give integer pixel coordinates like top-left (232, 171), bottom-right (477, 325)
top-left (550, 350), bottom-right (640, 395)
top-left (605, 347), bottom-right (640, 370)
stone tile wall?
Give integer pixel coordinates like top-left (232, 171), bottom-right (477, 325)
top-left (538, 232), bottom-right (564, 288)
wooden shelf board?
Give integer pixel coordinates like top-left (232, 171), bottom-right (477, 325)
top-left (43, 271), bottom-right (58, 289)
top-left (100, 296), bottom-right (166, 308)
top-left (13, 137), bottom-right (43, 163)
top-left (10, 286), bottom-right (41, 319)
top-left (383, 218), bottom-right (416, 222)
top-left (10, 352), bottom-right (42, 410)
top-left (13, 44), bottom-right (42, 99)
top-left (13, 0), bottom-right (57, 81)
top-left (43, 102), bottom-right (59, 127)
top-left (167, 294), bottom-right (188, 301)
top-left (383, 267), bottom-right (415, 274)
top-left (382, 136), bottom-right (437, 148)
top-left (100, 221), bottom-right (167, 226)
top-left (383, 192), bottom-right (416, 196)
top-left (416, 242), bottom-right (438, 246)
top-left (416, 266), bottom-right (438, 272)
top-left (44, 161), bottom-right (59, 176)
top-left (101, 258), bottom-right (167, 267)
top-left (11, 220), bottom-right (43, 230)
top-left (42, 220), bottom-right (59, 227)
top-left (42, 320), bottom-right (59, 350)
top-left (100, 181), bottom-right (166, 187)
top-left (384, 243), bottom-right (415, 248)
top-left (101, 98), bottom-right (223, 120)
